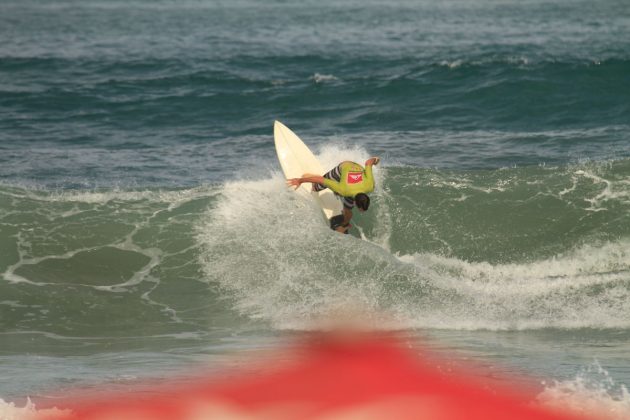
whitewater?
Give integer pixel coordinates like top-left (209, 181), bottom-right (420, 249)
top-left (2, 0), bottom-right (630, 417)
top-left (3, 149), bottom-right (630, 412)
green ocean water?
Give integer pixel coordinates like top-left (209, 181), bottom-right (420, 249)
top-left (1, 0), bottom-right (630, 415)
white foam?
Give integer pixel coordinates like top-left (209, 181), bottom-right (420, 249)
top-left (537, 362), bottom-right (630, 420)
top-left (0, 397), bottom-right (70, 420)
top-left (196, 146), bottom-right (630, 331)
top-left (439, 56), bottom-right (530, 69)
top-left (196, 144), bottom-right (398, 329)
top-left (395, 239), bottom-right (630, 330)
top-left (439, 59), bottom-right (463, 69)
top-left (200, 186), bottom-right (630, 330)
top-left (11, 185), bottom-right (219, 205)
top-left (198, 173), bottom-right (328, 326)
top-left (311, 73), bottom-right (339, 83)
top-left (572, 168), bottom-right (630, 211)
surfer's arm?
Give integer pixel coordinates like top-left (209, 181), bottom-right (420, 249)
top-left (286, 175), bottom-right (326, 190)
top-left (287, 173), bottom-right (346, 195)
top-left (361, 157), bottom-right (379, 193)
top-left (342, 207), bottom-right (352, 225)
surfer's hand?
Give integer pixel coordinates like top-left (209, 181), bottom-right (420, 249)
top-left (366, 157), bottom-right (380, 166)
top-left (287, 178), bottom-right (302, 190)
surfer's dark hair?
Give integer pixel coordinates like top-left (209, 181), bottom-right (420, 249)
top-left (355, 193), bottom-right (370, 211)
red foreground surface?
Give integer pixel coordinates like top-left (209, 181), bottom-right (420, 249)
top-left (40, 334), bottom-right (590, 420)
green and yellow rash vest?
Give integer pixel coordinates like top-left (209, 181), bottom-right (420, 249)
top-left (321, 161), bottom-right (374, 198)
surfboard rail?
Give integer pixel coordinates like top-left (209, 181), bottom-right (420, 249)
top-left (274, 121), bottom-right (342, 220)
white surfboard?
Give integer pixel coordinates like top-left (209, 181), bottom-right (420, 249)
top-left (274, 121), bottom-right (342, 220)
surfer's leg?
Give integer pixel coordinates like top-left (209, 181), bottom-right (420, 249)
top-left (329, 214), bottom-right (345, 230)
top-left (329, 215), bottom-right (350, 234)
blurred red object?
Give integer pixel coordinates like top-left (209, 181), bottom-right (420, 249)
top-left (39, 333), bottom-right (588, 420)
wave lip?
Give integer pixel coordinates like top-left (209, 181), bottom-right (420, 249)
top-left (395, 239), bottom-right (630, 331)
top-left (194, 152), bottom-right (630, 332)
top-left (3, 156), bottom-right (630, 334)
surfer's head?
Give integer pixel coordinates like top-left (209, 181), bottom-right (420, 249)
top-left (355, 193), bottom-right (370, 212)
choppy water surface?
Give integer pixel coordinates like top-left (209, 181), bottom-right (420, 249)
top-left (1, 0), bottom-right (630, 416)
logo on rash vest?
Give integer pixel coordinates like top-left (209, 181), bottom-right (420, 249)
top-left (347, 172), bottom-right (363, 184)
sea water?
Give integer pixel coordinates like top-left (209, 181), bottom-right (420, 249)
top-left (1, 0), bottom-right (630, 417)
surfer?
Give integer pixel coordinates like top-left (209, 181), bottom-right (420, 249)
top-left (287, 157), bottom-right (380, 233)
